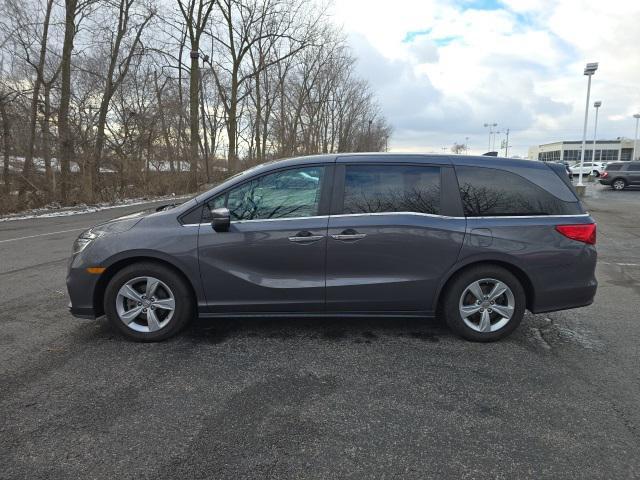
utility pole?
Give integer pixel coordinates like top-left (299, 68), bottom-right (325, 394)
top-left (505, 128), bottom-right (510, 157)
top-left (633, 114), bottom-right (640, 161)
top-left (592, 102), bottom-right (601, 164)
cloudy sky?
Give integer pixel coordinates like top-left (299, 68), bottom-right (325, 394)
top-left (331, 0), bottom-right (640, 157)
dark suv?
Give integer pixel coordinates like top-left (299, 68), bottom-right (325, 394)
top-left (67, 154), bottom-right (597, 342)
top-left (599, 161), bottom-right (640, 190)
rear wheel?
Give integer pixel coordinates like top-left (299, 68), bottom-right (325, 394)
top-left (104, 262), bottom-right (193, 341)
top-left (442, 265), bottom-right (526, 342)
top-left (612, 178), bottom-right (626, 190)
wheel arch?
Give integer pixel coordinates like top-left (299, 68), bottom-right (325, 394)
top-left (93, 254), bottom-right (199, 317)
top-left (434, 259), bottom-right (535, 314)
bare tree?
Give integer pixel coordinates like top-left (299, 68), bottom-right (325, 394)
top-left (451, 142), bottom-right (467, 154)
top-left (84, 0), bottom-right (155, 202)
top-left (177, 0), bottom-right (216, 190)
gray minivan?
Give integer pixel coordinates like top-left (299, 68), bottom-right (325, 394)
top-left (67, 154), bottom-right (597, 342)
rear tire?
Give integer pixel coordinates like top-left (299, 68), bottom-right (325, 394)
top-left (104, 262), bottom-right (194, 342)
top-left (612, 178), bottom-right (626, 190)
top-left (442, 265), bottom-right (526, 342)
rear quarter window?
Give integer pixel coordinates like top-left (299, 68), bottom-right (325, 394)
top-left (605, 164), bottom-right (623, 171)
top-left (455, 166), bottom-right (583, 217)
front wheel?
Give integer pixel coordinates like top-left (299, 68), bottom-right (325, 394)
top-left (104, 262), bottom-right (194, 341)
top-left (442, 266), bottom-right (526, 342)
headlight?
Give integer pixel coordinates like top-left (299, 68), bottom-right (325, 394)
top-left (71, 217), bottom-right (142, 255)
top-left (72, 230), bottom-right (102, 254)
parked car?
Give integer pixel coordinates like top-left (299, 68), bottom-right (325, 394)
top-left (67, 154), bottom-right (597, 343)
top-left (599, 161), bottom-right (640, 190)
top-left (569, 161), bottom-right (607, 176)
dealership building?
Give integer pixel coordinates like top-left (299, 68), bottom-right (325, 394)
top-left (528, 138), bottom-right (637, 163)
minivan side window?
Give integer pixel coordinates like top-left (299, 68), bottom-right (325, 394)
top-left (207, 166), bottom-right (325, 221)
top-left (343, 165), bottom-right (440, 215)
top-left (456, 166), bottom-right (582, 217)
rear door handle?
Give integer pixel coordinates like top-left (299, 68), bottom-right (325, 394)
top-left (288, 231), bottom-right (324, 243)
top-left (330, 229), bottom-right (367, 241)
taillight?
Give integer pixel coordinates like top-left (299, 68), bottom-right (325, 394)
top-left (555, 223), bottom-right (596, 245)
top-left (600, 171), bottom-right (608, 178)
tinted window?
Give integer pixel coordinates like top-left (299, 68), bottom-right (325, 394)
top-left (605, 163), bottom-right (623, 171)
top-left (629, 163), bottom-right (640, 171)
top-left (456, 166), bottom-right (582, 217)
top-left (343, 165), bottom-right (440, 215)
top-left (208, 166), bottom-right (324, 221)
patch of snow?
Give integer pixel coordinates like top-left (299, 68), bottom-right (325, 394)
top-left (0, 193), bottom-right (191, 223)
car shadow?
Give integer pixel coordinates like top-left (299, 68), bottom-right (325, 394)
top-left (181, 315), bottom-right (448, 345)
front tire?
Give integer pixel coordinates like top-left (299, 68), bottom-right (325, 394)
top-left (442, 265), bottom-right (526, 342)
top-left (104, 262), bottom-right (194, 341)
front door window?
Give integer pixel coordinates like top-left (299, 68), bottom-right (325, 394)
top-left (209, 166), bottom-right (325, 221)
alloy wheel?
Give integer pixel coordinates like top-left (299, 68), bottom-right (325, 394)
top-left (458, 278), bottom-right (515, 333)
top-left (115, 276), bottom-right (176, 333)
top-left (613, 180), bottom-right (625, 190)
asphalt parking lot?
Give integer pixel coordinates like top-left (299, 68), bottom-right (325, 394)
top-left (1, 186), bottom-right (639, 479)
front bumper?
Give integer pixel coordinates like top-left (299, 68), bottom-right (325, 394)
top-left (66, 265), bottom-right (100, 319)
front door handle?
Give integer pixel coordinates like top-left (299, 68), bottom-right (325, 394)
top-left (330, 228), bottom-right (367, 241)
top-left (288, 230), bottom-right (324, 243)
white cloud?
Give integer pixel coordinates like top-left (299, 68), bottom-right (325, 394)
top-left (332, 0), bottom-right (640, 156)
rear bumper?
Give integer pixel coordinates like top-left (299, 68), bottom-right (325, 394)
top-left (529, 279), bottom-right (597, 314)
top-left (529, 246), bottom-right (598, 314)
top-left (599, 179), bottom-right (612, 185)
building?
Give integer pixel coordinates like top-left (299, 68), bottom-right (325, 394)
top-left (528, 138), bottom-right (636, 163)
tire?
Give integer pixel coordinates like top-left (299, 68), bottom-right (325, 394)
top-left (612, 178), bottom-right (626, 191)
top-left (442, 265), bottom-right (526, 342)
top-left (104, 262), bottom-right (194, 342)
top-left (592, 170), bottom-right (600, 177)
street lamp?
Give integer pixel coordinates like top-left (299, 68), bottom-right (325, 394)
top-left (484, 123), bottom-right (497, 152)
top-left (633, 113), bottom-right (640, 161)
top-left (578, 62), bottom-right (598, 187)
top-left (465, 136), bottom-right (469, 155)
top-left (591, 101), bottom-right (602, 165)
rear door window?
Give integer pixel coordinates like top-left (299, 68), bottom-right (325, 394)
top-left (455, 166), bottom-right (582, 217)
top-left (342, 165), bottom-right (441, 215)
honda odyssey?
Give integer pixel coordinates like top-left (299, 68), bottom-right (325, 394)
top-left (67, 154), bottom-right (597, 342)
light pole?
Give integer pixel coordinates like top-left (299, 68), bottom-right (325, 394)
top-left (633, 114), bottom-right (640, 161)
top-left (465, 136), bottom-right (469, 155)
top-left (578, 62), bottom-right (598, 187)
top-left (591, 101), bottom-right (601, 166)
top-left (504, 128), bottom-right (510, 157)
top-left (484, 123), bottom-right (497, 152)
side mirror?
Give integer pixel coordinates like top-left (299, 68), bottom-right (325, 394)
top-left (210, 207), bottom-right (230, 232)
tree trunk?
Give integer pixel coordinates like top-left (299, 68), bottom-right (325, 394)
top-left (41, 83), bottom-right (54, 198)
top-left (1, 100), bottom-right (11, 195)
top-left (188, 49), bottom-right (200, 190)
top-left (199, 73), bottom-right (210, 183)
top-left (227, 69), bottom-right (239, 173)
top-left (154, 73), bottom-right (175, 173)
top-left (19, 0), bottom-right (55, 201)
top-left (58, 0), bottom-right (78, 204)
